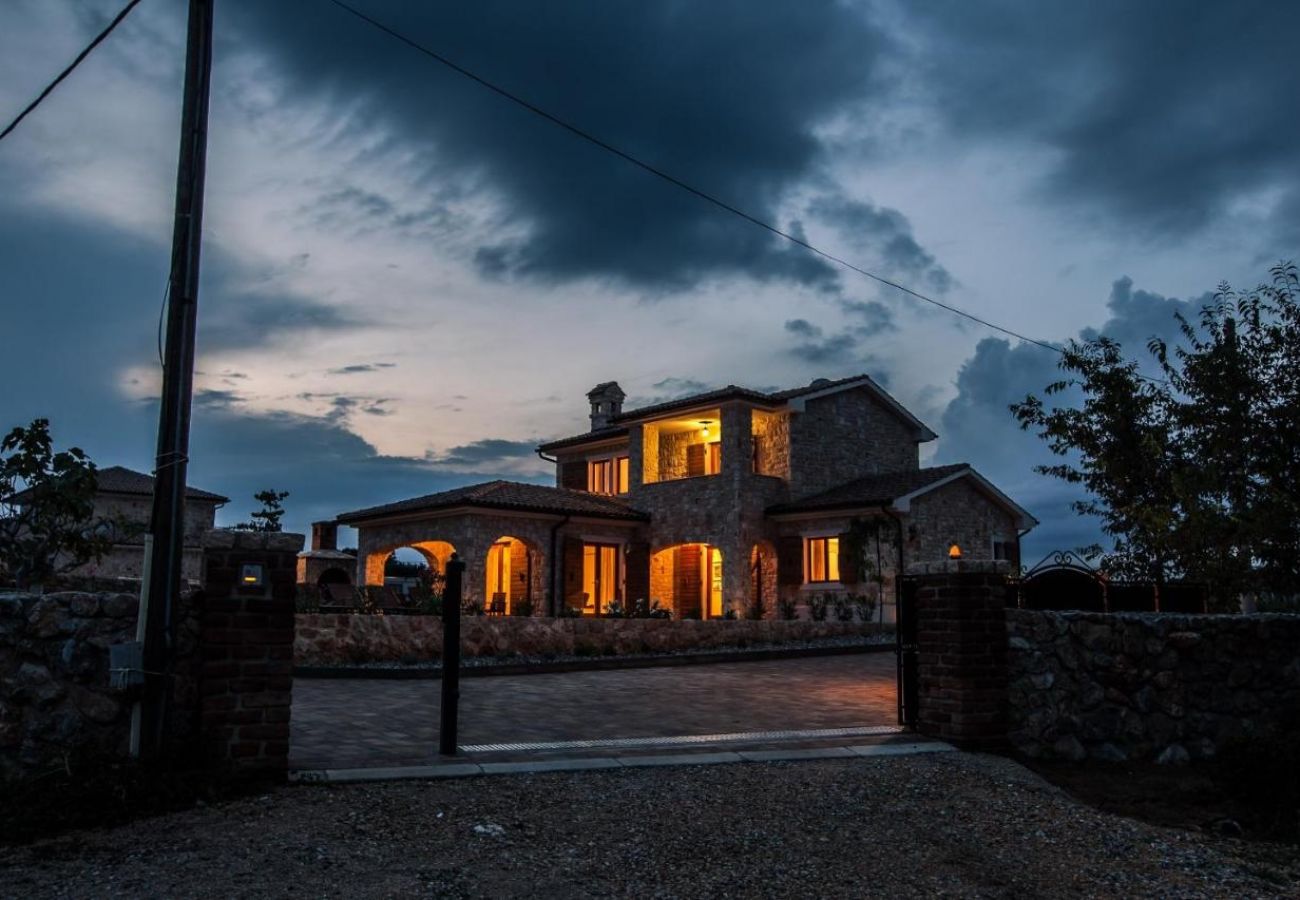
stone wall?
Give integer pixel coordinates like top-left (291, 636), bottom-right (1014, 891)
top-left (2, 531), bottom-right (303, 786)
top-left (296, 615), bottom-right (881, 666)
top-left (0, 592), bottom-right (142, 783)
top-left (1006, 609), bottom-right (1300, 763)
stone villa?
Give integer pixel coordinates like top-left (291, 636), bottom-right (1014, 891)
top-left (324, 375), bottom-right (1036, 620)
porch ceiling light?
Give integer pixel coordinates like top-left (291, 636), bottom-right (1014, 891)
top-left (699, 419), bottom-right (713, 438)
top-left (948, 543), bottom-right (962, 560)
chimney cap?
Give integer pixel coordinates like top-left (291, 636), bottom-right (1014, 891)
top-left (587, 381), bottom-right (625, 399)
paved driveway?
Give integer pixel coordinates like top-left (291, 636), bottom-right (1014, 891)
top-left (291, 652), bottom-right (897, 769)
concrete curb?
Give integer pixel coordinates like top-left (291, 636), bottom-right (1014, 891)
top-left (290, 741), bottom-right (956, 784)
top-left (295, 641), bottom-right (894, 680)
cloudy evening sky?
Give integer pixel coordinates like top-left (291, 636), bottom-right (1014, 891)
top-left (2, 0), bottom-right (1297, 559)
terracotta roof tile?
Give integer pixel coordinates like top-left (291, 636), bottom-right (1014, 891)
top-left (336, 480), bottom-right (648, 524)
top-left (767, 464), bottom-right (971, 514)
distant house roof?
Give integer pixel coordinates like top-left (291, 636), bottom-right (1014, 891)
top-left (537, 374), bottom-right (935, 453)
top-left (336, 480), bottom-right (649, 525)
top-left (10, 465), bottom-right (228, 505)
top-left (95, 466), bottom-right (229, 503)
top-left (767, 463), bottom-right (1037, 530)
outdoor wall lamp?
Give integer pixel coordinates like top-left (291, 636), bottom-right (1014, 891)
top-left (948, 543), bottom-right (962, 560)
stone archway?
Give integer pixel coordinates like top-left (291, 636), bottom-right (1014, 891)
top-left (317, 566), bottom-right (351, 586)
top-left (650, 543), bottom-right (724, 619)
top-left (362, 539), bottom-right (456, 586)
top-left (483, 534), bottom-right (543, 616)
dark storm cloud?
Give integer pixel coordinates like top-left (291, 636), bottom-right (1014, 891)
top-left (200, 290), bottom-right (359, 352)
top-left (327, 363), bottom-right (397, 375)
top-left (783, 300), bottom-right (896, 364)
top-left (226, 1), bottom-right (895, 291)
top-left (936, 276), bottom-right (1207, 558)
top-left (907, 1), bottom-right (1300, 247)
top-left (784, 319), bottom-right (857, 364)
top-left (808, 197), bottom-right (953, 293)
top-left (433, 438), bottom-right (539, 468)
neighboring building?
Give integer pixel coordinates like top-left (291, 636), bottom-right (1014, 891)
top-left (333, 375), bottom-right (1036, 620)
top-left (55, 465), bottom-right (227, 585)
top-left (297, 521), bottom-right (356, 587)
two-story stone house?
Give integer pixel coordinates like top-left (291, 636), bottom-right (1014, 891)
top-left (335, 375), bottom-right (1035, 620)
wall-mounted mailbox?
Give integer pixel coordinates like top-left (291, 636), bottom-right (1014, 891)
top-left (240, 563), bottom-right (265, 588)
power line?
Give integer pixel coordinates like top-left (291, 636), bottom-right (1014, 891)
top-left (0, 0), bottom-right (144, 144)
top-left (322, 0), bottom-right (1064, 355)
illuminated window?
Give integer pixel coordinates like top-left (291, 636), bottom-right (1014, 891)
top-left (587, 457), bottom-right (631, 495)
top-left (806, 537), bottom-right (840, 583)
top-left (581, 543), bottom-right (621, 614)
top-left (587, 459), bottom-right (613, 494)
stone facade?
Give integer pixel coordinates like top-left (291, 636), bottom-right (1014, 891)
top-left (788, 387), bottom-right (919, 498)
top-left (295, 614), bottom-right (881, 666)
top-left (908, 478), bottom-right (1020, 566)
top-left (1006, 609), bottom-right (1300, 763)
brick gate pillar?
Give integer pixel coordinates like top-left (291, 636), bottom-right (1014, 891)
top-left (910, 559), bottom-right (1011, 749)
top-left (193, 530), bottom-right (302, 777)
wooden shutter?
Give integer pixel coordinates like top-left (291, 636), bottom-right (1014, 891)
top-left (777, 536), bottom-right (804, 586)
top-left (686, 443), bottom-right (706, 477)
top-left (837, 532), bottom-right (858, 585)
top-left (562, 536), bottom-right (584, 609)
top-left (561, 460), bottom-right (587, 490)
top-left (625, 541), bottom-right (650, 605)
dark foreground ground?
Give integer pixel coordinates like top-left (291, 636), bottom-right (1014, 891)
top-left (2, 752), bottom-right (1297, 899)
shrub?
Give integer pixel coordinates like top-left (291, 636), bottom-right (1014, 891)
top-left (777, 597), bottom-right (799, 621)
top-left (603, 600), bottom-right (626, 618)
top-left (852, 592), bottom-right (877, 623)
top-left (511, 598), bottom-right (534, 617)
top-left (808, 593), bottom-right (830, 622)
top-left (557, 603), bottom-right (583, 618)
top-left (722, 608), bottom-right (738, 620)
top-left (833, 593), bottom-right (854, 622)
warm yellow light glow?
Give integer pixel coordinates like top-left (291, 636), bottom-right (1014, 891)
top-left (242, 575), bottom-right (258, 584)
top-left (699, 419), bottom-right (712, 438)
top-left (948, 543), bottom-right (962, 559)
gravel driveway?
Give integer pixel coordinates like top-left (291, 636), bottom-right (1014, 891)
top-left (3, 752), bottom-right (1295, 898)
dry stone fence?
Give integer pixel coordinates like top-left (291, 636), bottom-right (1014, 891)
top-left (907, 560), bottom-right (1300, 763)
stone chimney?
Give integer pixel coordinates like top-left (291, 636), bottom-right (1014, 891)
top-left (587, 381), bottom-right (626, 430)
top-left (311, 520), bottom-right (338, 552)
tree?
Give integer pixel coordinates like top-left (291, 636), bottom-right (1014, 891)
top-left (1012, 263), bottom-right (1300, 600)
top-left (235, 489), bottom-right (290, 533)
top-left (0, 419), bottom-right (112, 591)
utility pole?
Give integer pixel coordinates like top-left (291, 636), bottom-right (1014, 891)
top-left (137, 0), bottom-right (215, 760)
